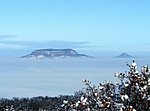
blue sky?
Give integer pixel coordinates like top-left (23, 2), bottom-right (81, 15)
top-left (0, 0), bottom-right (150, 57)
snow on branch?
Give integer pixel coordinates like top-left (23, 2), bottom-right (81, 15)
top-left (62, 60), bottom-right (150, 111)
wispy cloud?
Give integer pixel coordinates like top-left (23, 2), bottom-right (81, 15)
top-left (0, 43), bottom-right (26, 49)
top-left (0, 35), bottom-right (17, 39)
top-left (0, 40), bottom-right (91, 50)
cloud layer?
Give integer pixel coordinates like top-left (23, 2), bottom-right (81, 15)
top-left (0, 35), bottom-right (17, 39)
top-left (0, 40), bottom-right (90, 50)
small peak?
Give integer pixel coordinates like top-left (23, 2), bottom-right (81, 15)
top-left (116, 52), bottom-right (133, 58)
top-left (121, 52), bottom-right (129, 56)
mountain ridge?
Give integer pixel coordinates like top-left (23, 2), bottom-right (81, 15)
top-left (116, 52), bottom-right (133, 58)
top-left (20, 48), bottom-right (92, 59)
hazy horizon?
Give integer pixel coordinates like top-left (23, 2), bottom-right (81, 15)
top-left (1, 47), bottom-right (150, 58)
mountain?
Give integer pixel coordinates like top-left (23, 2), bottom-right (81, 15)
top-left (116, 53), bottom-right (133, 58)
top-left (20, 49), bottom-right (92, 59)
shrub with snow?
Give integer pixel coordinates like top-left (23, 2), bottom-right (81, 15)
top-left (62, 60), bottom-right (150, 111)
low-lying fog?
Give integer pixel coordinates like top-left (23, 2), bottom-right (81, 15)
top-left (0, 57), bottom-right (149, 98)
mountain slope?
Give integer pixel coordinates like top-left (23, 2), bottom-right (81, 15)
top-left (116, 53), bottom-right (133, 58)
top-left (20, 49), bottom-right (91, 59)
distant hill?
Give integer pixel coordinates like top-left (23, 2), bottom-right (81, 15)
top-left (20, 49), bottom-right (92, 59)
top-left (116, 53), bottom-right (133, 58)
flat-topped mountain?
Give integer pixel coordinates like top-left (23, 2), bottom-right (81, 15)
top-left (21, 49), bottom-right (91, 59)
top-left (116, 52), bottom-right (133, 58)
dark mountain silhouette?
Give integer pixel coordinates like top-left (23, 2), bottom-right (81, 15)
top-left (116, 53), bottom-right (133, 58)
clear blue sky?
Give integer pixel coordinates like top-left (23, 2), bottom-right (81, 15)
top-left (0, 0), bottom-right (150, 57)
